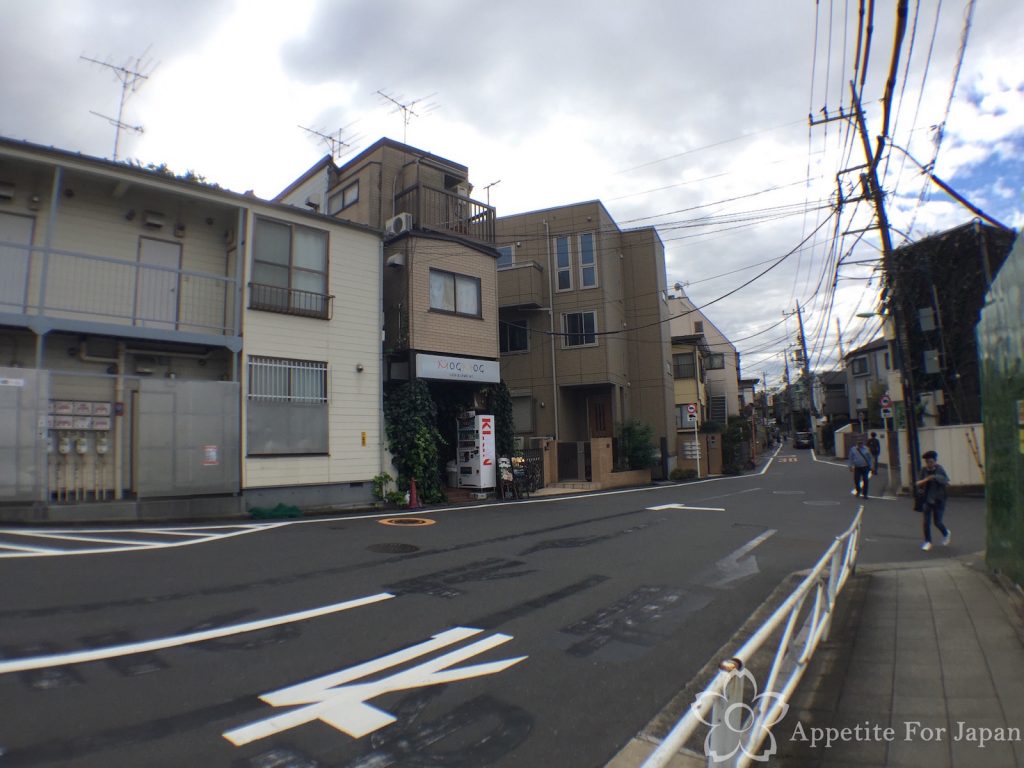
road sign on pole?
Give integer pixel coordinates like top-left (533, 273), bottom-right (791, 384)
top-left (879, 394), bottom-right (892, 408)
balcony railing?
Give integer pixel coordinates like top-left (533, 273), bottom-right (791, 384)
top-left (393, 184), bottom-right (495, 244)
top-left (248, 283), bottom-right (334, 320)
top-left (1, 240), bottom-right (238, 336)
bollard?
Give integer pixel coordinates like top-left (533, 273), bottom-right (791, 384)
top-left (408, 478), bottom-right (419, 509)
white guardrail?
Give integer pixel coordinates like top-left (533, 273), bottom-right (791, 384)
top-left (642, 507), bottom-right (864, 768)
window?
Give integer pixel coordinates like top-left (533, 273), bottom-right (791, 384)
top-left (511, 395), bottom-right (534, 432)
top-left (328, 181), bottom-right (359, 214)
top-left (579, 232), bottom-right (597, 288)
top-left (673, 352), bottom-right (696, 379)
top-left (706, 352), bottom-right (725, 370)
top-left (429, 269), bottom-right (481, 317)
top-left (246, 356), bottom-right (328, 455)
top-left (850, 357), bottom-right (869, 376)
top-left (555, 235), bottom-right (572, 291)
top-left (884, 351), bottom-right (891, 370)
top-left (251, 218), bottom-right (329, 318)
top-left (675, 404), bottom-right (693, 429)
top-left (500, 319), bottom-right (529, 353)
top-left (709, 396), bottom-right (728, 424)
top-left (562, 311), bottom-right (597, 347)
top-left (694, 321), bottom-right (704, 334)
top-left (497, 245), bottom-right (514, 269)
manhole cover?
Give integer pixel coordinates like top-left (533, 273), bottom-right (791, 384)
top-left (368, 543), bottom-right (421, 554)
top-left (378, 517), bottom-right (435, 527)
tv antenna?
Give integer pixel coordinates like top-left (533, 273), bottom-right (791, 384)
top-left (298, 121), bottom-right (362, 162)
top-left (376, 90), bottom-right (439, 144)
top-left (81, 49), bottom-right (157, 161)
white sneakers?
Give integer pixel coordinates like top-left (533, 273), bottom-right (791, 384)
top-left (943, 530), bottom-right (951, 546)
top-left (921, 542), bottom-right (933, 551)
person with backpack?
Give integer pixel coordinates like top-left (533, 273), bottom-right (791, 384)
top-left (847, 436), bottom-right (873, 498)
top-left (916, 450), bottom-right (950, 551)
top-left (867, 432), bottom-right (882, 475)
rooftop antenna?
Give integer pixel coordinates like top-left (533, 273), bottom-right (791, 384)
top-left (81, 49), bottom-right (157, 161)
top-left (481, 179), bottom-right (502, 206)
top-left (298, 121), bottom-right (362, 162)
top-left (376, 90), bottom-right (439, 144)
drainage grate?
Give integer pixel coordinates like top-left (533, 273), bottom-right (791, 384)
top-left (368, 543), bottom-right (421, 554)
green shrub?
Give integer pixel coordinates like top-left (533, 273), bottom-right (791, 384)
top-left (620, 419), bottom-right (656, 470)
top-left (669, 467), bottom-right (698, 481)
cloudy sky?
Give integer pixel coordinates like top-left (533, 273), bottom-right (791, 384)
top-left (2, 1), bottom-right (1021, 387)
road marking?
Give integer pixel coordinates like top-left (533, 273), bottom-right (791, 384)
top-left (5, 531), bottom-right (166, 547)
top-left (378, 517), bottom-right (435, 527)
top-left (0, 522), bottom-right (289, 559)
top-left (708, 529), bottom-right (777, 588)
top-left (0, 592), bottom-right (394, 675)
top-left (224, 627), bottom-right (527, 746)
top-left (646, 503), bottom-right (726, 512)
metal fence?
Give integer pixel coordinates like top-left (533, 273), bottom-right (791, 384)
top-left (641, 508), bottom-right (863, 768)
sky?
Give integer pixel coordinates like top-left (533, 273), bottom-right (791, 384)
top-left (2, 0), bottom-right (1022, 389)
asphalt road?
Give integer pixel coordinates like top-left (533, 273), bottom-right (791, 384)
top-left (0, 446), bottom-right (985, 767)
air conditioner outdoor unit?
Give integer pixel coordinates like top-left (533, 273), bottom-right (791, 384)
top-left (384, 212), bottom-right (414, 238)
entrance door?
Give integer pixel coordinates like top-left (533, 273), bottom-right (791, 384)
top-left (588, 393), bottom-right (613, 438)
top-left (136, 237), bottom-right (181, 329)
top-left (0, 212), bottom-right (34, 312)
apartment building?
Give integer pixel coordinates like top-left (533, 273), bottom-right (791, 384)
top-left (495, 200), bottom-right (675, 476)
top-left (667, 291), bottom-right (740, 426)
top-left (0, 137), bottom-right (382, 522)
top-left (844, 337), bottom-right (890, 425)
top-left (276, 139), bottom-right (501, 489)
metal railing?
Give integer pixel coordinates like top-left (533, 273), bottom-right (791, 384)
top-left (248, 282), bottom-right (333, 320)
top-left (642, 507), bottom-right (863, 768)
top-left (393, 184), bottom-right (495, 243)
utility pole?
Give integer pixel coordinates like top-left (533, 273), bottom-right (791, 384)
top-left (849, 80), bottom-right (921, 489)
top-left (784, 303), bottom-right (816, 432)
top-left (783, 352), bottom-right (796, 438)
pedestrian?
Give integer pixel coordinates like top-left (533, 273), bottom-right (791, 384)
top-left (916, 450), bottom-right (950, 552)
top-left (847, 436), bottom-right (873, 498)
top-left (867, 431), bottom-right (881, 475)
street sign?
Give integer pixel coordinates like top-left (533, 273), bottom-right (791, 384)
top-left (881, 406), bottom-right (893, 419)
top-left (686, 403), bottom-right (697, 415)
top-left (879, 394), bottom-right (891, 407)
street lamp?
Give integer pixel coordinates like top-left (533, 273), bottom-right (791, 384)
top-left (856, 310), bottom-right (921, 491)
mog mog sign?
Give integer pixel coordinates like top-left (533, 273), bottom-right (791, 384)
top-left (415, 353), bottom-right (499, 383)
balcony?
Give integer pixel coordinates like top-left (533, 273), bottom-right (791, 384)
top-left (393, 184), bottom-right (495, 244)
top-left (248, 283), bottom-right (333, 320)
top-left (497, 261), bottom-right (546, 308)
top-left (0, 242), bottom-right (238, 340)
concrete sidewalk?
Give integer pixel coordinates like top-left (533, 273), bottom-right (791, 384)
top-left (773, 555), bottom-right (1024, 767)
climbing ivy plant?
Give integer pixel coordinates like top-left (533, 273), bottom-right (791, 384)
top-left (383, 380), bottom-right (446, 503)
top-left (485, 380), bottom-right (516, 458)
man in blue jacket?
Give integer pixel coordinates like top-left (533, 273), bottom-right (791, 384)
top-left (916, 450), bottom-right (950, 551)
top-left (847, 436), bottom-right (873, 498)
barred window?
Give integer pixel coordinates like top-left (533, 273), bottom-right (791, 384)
top-left (247, 357), bottom-right (327, 402)
top-left (246, 356), bottom-right (328, 455)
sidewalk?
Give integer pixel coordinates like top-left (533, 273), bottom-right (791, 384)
top-left (773, 555), bottom-right (1024, 767)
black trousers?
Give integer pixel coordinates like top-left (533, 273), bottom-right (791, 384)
top-left (852, 466), bottom-right (871, 497)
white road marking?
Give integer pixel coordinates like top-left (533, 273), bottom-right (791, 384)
top-left (5, 531), bottom-right (166, 547)
top-left (709, 529), bottom-right (778, 588)
top-left (0, 592), bottom-right (394, 675)
top-left (0, 522), bottom-right (289, 559)
top-left (646, 503), bottom-right (726, 512)
top-left (224, 627), bottom-right (527, 746)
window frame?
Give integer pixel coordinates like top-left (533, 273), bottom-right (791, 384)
top-left (250, 216), bottom-right (330, 318)
top-left (673, 352), bottom-right (696, 379)
top-left (561, 310), bottom-right (598, 348)
top-left (578, 232), bottom-right (598, 288)
top-left (500, 318), bottom-right (530, 354)
top-left (554, 235), bottom-right (573, 292)
top-left (496, 244), bottom-right (515, 269)
top-left (428, 268), bottom-right (482, 318)
top-left (706, 352), bottom-right (725, 370)
top-left (850, 356), bottom-right (869, 376)
top-left (246, 356), bottom-right (329, 456)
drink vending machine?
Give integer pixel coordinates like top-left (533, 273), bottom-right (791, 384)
top-left (455, 411), bottom-right (495, 488)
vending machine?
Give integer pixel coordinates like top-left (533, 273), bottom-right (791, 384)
top-left (456, 411), bottom-right (496, 488)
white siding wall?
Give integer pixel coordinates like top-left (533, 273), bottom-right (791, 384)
top-left (241, 209), bottom-right (382, 488)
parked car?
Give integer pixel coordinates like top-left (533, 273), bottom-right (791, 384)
top-left (793, 431), bottom-right (815, 449)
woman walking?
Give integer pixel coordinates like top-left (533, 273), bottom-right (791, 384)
top-left (916, 450), bottom-right (950, 552)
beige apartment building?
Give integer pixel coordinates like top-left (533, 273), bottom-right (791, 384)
top-left (667, 291), bottom-right (741, 427)
top-left (0, 136), bottom-right (383, 522)
top-left (495, 200), bottom-right (675, 477)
